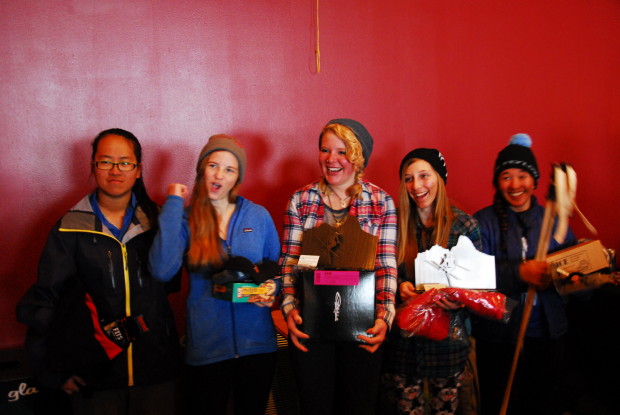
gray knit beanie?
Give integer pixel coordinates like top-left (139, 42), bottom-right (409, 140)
top-left (324, 118), bottom-right (374, 167)
top-left (196, 134), bottom-right (247, 182)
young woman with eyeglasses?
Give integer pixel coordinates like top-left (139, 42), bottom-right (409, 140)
top-left (17, 128), bottom-right (181, 415)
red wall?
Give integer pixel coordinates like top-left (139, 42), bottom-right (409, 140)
top-left (1, 0), bottom-right (619, 349)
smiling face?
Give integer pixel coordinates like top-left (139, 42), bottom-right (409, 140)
top-left (404, 159), bottom-right (439, 212)
top-left (319, 131), bottom-right (356, 190)
top-left (93, 134), bottom-right (141, 202)
top-left (203, 150), bottom-right (239, 203)
top-left (497, 168), bottom-right (535, 212)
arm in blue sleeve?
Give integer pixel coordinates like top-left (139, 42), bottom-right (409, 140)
top-left (148, 195), bottom-right (189, 282)
top-left (474, 209), bottom-right (526, 295)
top-left (262, 210), bottom-right (281, 263)
top-left (261, 207), bottom-right (282, 292)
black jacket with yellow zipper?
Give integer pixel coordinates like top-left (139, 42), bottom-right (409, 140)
top-left (17, 194), bottom-right (181, 390)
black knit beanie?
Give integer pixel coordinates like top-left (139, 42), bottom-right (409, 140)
top-left (493, 133), bottom-right (539, 186)
top-left (324, 118), bottom-right (374, 167)
top-left (399, 148), bottom-right (448, 184)
top-left (196, 134), bottom-right (247, 182)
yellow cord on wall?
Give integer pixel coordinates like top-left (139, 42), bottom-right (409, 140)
top-left (316, 0), bottom-right (321, 73)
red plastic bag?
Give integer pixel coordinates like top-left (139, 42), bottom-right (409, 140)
top-left (395, 289), bottom-right (451, 341)
top-left (395, 288), bottom-right (513, 341)
top-left (441, 288), bottom-right (511, 321)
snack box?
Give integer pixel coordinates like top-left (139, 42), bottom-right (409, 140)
top-left (213, 282), bottom-right (268, 303)
top-left (546, 240), bottom-right (609, 275)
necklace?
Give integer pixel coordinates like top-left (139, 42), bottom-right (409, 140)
top-left (326, 188), bottom-right (351, 209)
top-left (325, 202), bottom-right (349, 228)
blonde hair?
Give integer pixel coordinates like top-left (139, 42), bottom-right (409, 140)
top-left (318, 123), bottom-right (365, 200)
top-left (187, 155), bottom-right (239, 269)
top-left (397, 158), bottom-right (454, 276)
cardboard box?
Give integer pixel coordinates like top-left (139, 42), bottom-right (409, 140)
top-left (300, 219), bottom-right (378, 270)
top-left (213, 282), bottom-right (268, 303)
top-left (546, 240), bottom-right (609, 275)
top-left (297, 270), bottom-right (375, 344)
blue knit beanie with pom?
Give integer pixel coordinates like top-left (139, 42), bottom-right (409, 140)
top-left (493, 133), bottom-right (539, 186)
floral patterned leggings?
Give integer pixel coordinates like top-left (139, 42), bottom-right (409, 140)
top-left (381, 371), bottom-right (464, 415)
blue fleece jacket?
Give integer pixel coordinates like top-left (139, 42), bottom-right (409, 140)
top-left (473, 197), bottom-right (576, 342)
top-left (149, 195), bottom-right (281, 365)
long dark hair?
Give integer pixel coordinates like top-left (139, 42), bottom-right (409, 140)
top-left (492, 189), bottom-right (512, 254)
top-left (91, 128), bottom-right (159, 228)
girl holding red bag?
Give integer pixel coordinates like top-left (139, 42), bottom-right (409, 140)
top-left (381, 148), bottom-right (482, 415)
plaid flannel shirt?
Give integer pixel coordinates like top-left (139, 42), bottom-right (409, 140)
top-left (386, 206), bottom-right (482, 378)
top-left (280, 179), bottom-right (398, 327)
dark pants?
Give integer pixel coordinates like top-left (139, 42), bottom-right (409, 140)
top-left (183, 352), bottom-right (277, 415)
top-left (71, 380), bottom-right (178, 415)
top-left (476, 336), bottom-right (572, 415)
top-left (289, 341), bottom-right (383, 415)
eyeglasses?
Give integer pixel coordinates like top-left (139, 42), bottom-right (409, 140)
top-left (93, 161), bottom-right (139, 172)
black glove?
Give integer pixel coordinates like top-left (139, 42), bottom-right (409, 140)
top-left (222, 256), bottom-right (256, 276)
top-left (223, 256), bottom-right (257, 276)
top-left (212, 270), bottom-right (252, 285)
top-left (253, 260), bottom-right (280, 284)
top-left (102, 315), bottom-right (149, 349)
top-left (212, 256), bottom-right (257, 285)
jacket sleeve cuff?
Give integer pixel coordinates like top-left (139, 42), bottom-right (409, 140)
top-left (281, 293), bottom-right (298, 319)
top-left (376, 304), bottom-right (395, 330)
